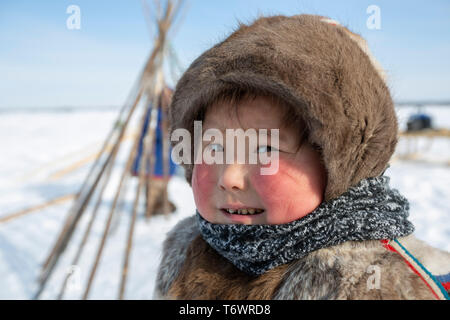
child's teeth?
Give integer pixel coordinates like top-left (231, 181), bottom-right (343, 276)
top-left (225, 208), bottom-right (264, 215)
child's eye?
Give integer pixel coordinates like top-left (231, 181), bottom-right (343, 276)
top-left (257, 145), bottom-right (279, 153)
top-left (206, 143), bottom-right (224, 152)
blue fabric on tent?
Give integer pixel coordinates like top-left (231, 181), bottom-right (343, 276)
top-left (132, 105), bottom-right (177, 177)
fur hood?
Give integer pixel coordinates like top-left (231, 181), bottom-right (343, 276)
top-left (169, 14), bottom-right (397, 201)
top-left (154, 215), bottom-right (450, 300)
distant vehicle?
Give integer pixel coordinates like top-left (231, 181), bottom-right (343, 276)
top-left (406, 104), bottom-right (433, 132)
top-left (406, 113), bottom-right (433, 131)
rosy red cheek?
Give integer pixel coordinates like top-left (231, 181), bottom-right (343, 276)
top-left (250, 156), bottom-right (324, 224)
top-left (251, 158), bottom-right (296, 205)
top-left (192, 163), bottom-right (217, 210)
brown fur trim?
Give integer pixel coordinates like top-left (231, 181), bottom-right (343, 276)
top-left (153, 216), bottom-right (200, 299)
top-left (169, 14), bottom-right (397, 201)
top-left (168, 235), bottom-right (288, 299)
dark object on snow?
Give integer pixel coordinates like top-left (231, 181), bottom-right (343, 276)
top-left (406, 113), bottom-right (433, 132)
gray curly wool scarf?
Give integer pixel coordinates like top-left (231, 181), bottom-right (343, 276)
top-left (197, 176), bottom-right (415, 276)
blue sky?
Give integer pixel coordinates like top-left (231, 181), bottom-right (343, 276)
top-left (0, 0), bottom-right (449, 108)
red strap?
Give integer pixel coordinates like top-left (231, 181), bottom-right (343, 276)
top-left (380, 240), bottom-right (440, 300)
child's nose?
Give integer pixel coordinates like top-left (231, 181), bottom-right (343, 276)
top-left (218, 163), bottom-right (247, 192)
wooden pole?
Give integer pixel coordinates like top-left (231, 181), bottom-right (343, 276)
top-left (57, 145), bottom-right (117, 299)
top-left (144, 95), bottom-right (160, 219)
top-left (161, 88), bottom-right (171, 216)
top-left (49, 132), bottom-right (137, 181)
top-left (0, 194), bottom-right (76, 224)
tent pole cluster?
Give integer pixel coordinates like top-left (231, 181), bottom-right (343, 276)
top-left (33, 0), bottom-right (184, 300)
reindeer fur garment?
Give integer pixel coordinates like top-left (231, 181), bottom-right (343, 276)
top-left (154, 215), bottom-right (448, 300)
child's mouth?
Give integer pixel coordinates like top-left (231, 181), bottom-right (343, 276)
top-left (220, 208), bottom-right (265, 216)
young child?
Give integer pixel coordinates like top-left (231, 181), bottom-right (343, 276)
top-left (154, 14), bottom-right (450, 300)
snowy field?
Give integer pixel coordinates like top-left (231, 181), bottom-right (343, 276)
top-left (0, 105), bottom-right (449, 299)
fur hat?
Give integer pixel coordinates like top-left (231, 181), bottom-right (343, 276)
top-left (169, 14), bottom-right (398, 201)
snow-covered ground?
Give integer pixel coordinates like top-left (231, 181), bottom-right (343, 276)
top-left (0, 105), bottom-right (449, 299)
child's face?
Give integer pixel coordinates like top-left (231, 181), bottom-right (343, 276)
top-left (192, 96), bottom-right (327, 225)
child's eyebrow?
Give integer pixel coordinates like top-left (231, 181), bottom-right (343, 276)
top-left (202, 125), bottom-right (287, 143)
top-left (266, 128), bottom-right (285, 142)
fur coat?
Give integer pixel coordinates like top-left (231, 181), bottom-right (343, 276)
top-left (154, 215), bottom-right (450, 300)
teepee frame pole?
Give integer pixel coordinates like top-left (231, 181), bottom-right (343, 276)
top-left (34, 87), bottom-right (143, 300)
top-left (40, 79), bottom-right (141, 272)
top-left (82, 93), bottom-right (149, 299)
top-left (35, 0), bottom-right (184, 300)
top-left (118, 93), bottom-right (159, 299)
top-left (57, 144), bottom-right (117, 299)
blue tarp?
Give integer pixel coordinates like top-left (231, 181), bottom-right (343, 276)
top-left (132, 105), bottom-right (177, 177)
